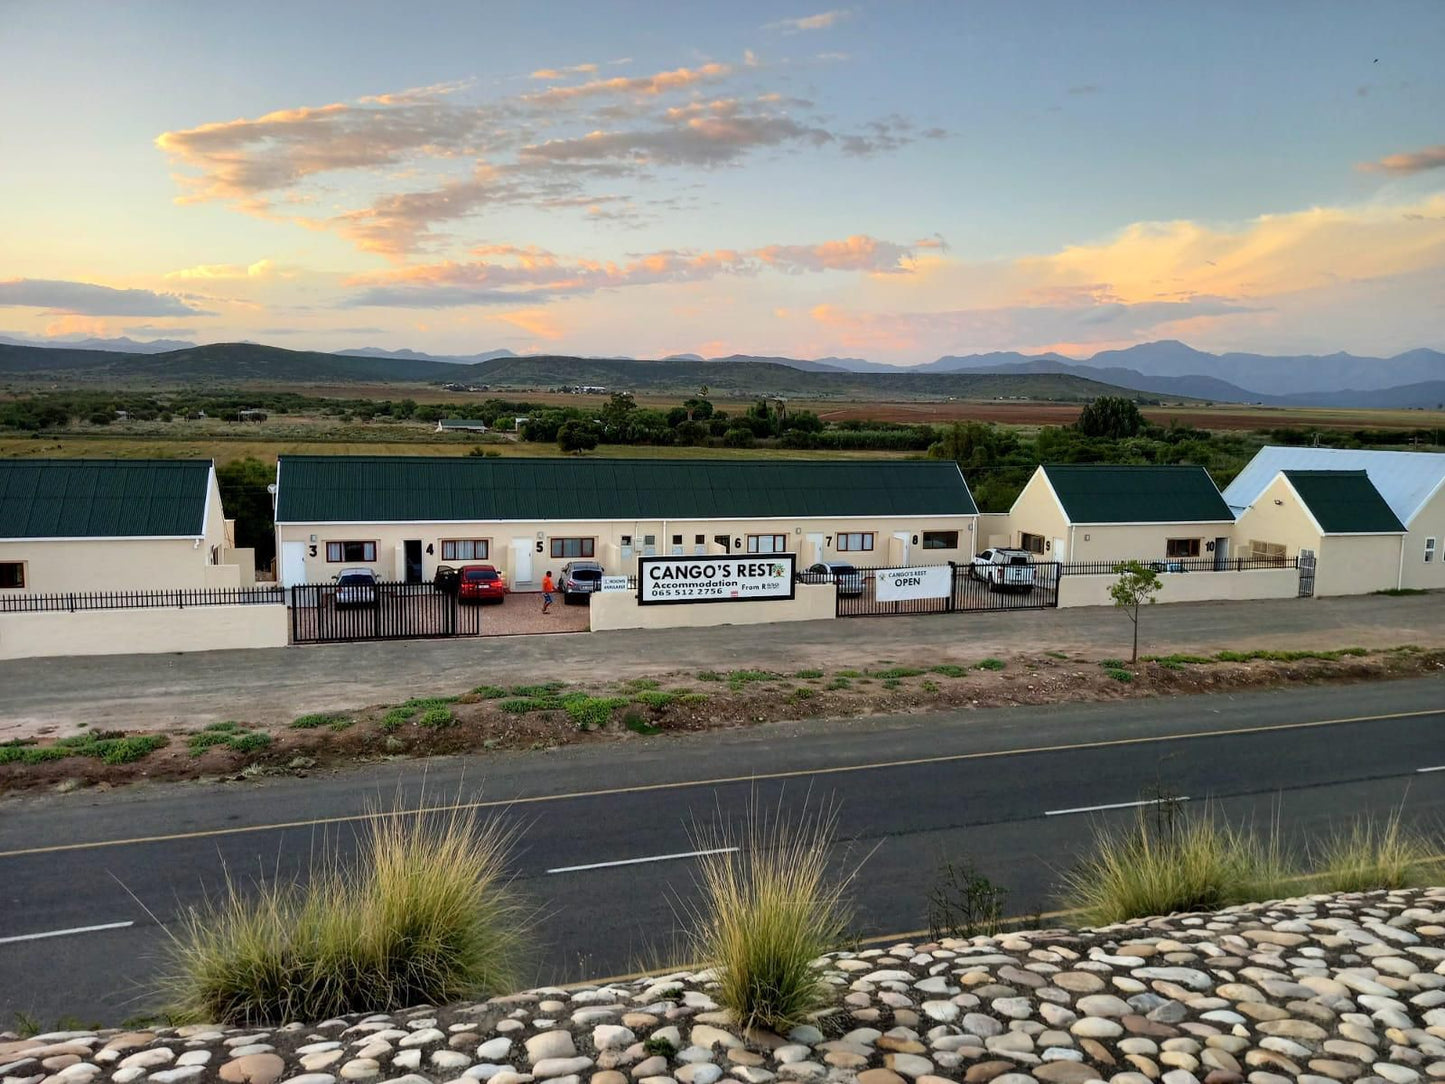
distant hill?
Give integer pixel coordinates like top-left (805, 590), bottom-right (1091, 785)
top-left (1080, 340), bottom-right (1445, 396)
top-left (0, 333), bottom-right (197, 353)
top-left (935, 357), bottom-right (1268, 403)
top-left (0, 341), bottom-right (460, 383)
top-left (339, 346), bottom-right (518, 364)
top-left (462, 354), bottom-right (1156, 401)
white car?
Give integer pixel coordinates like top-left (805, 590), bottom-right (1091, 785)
top-left (970, 548), bottom-right (1036, 591)
top-left (333, 567), bottom-right (379, 607)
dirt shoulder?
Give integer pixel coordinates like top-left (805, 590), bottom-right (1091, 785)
top-left (3, 643), bottom-right (1441, 794)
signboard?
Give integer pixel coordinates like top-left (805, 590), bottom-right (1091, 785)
top-left (874, 565), bottom-right (952, 602)
top-left (637, 554), bottom-right (796, 606)
top-left (599, 576), bottom-right (632, 593)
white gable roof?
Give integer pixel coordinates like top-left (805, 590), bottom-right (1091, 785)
top-left (1222, 446), bottom-right (1445, 526)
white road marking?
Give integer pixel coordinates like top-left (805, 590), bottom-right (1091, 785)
top-left (1418, 765), bottom-right (1445, 774)
top-left (1044, 797), bottom-right (1192, 818)
top-left (546, 847), bottom-right (738, 875)
top-left (0, 920), bottom-right (134, 945)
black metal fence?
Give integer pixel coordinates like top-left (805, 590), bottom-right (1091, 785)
top-left (1058, 556), bottom-right (1299, 576)
top-left (289, 581), bottom-right (482, 644)
top-left (0, 586), bottom-right (284, 613)
top-left (809, 562), bottom-right (1062, 618)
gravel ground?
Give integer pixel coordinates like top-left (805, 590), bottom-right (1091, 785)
top-left (1, 888), bottom-right (1441, 1084)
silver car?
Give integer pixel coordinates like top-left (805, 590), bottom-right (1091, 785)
top-left (560, 560), bottom-right (605, 604)
top-left (803, 561), bottom-right (864, 598)
top-left (334, 567), bottom-right (378, 607)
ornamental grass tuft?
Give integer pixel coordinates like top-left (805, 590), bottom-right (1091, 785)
top-left (685, 795), bottom-right (856, 1032)
top-left (1311, 808), bottom-right (1438, 893)
top-left (1060, 802), bottom-right (1293, 926)
top-left (159, 798), bottom-right (527, 1025)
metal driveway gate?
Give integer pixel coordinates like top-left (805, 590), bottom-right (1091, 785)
top-left (290, 581), bottom-right (482, 643)
top-left (828, 562), bottom-right (1060, 617)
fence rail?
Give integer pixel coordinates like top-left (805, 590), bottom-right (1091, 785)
top-left (0, 586), bottom-right (285, 613)
top-left (1058, 556), bottom-right (1298, 576)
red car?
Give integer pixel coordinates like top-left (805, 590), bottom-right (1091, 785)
top-left (457, 564), bottom-right (507, 603)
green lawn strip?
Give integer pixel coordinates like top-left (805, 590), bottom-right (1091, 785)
top-left (291, 712), bottom-right (352, 730)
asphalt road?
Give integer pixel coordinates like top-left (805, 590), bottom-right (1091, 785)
top-left (2, 675), bottom-right (1443, 1025)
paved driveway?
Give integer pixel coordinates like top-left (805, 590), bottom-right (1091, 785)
top-left (1, 593), bottom-right (1439, 736)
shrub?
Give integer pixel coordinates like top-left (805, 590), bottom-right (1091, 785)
top-left (826, 677), bottom-right (851, 691)
top-left (1311, 810), bottom-right (1437, 892)
top-left (159, 801), bottom-right (527, 1025)
top-left (565, 696), bottom-right (628, 731)
top-left (697, 670), bottom-right (724, 682)
top-left (94, 735), bottom-right (168, 765)
top-left (1060, 804), bottom-right (1292, 925)
top-left (976, 658), bottom-right (1005, 671)
top-left (927, 858), bottom-right (1009, 939)
top-left (228, 732), bottom-right (272, 755)
top-left (642, 1036), bottom-right (676, 1057)
top-left (292, 713), bottom-right (350, 730)
top-left (1098, 659), bottom-right (1126, 670)
top-left (790, 688), bottom-right (816, 702)
top-left (634, 691), bottom-right (678, 709)
top-left (623, 677), bottom-right (661, 691)
top-left (472, 685), bottom-right (507, 699)
top-left (872, 667), bottom-right (924, 679)
top-left (509, 682), bottom-right (564, 697)
top-left (835, 669), bottom-right (862, 678)
top-left (623, 711), bottom-right (660, 736)
top-left (792, 669), bottom-right (824, 680)
top-left (686, 797), bottom-right (852, 1032)
top-left (921, 680), bottom-right (940, 694)
top-left (417, 705), bottom-right (455, 728)
top-left (930, 664), bottom-right (968, 678)
top-left (882, 678), bottom-right (902, 689)
top-left (1105, 668), bottom-right (1133, 683)
top-left (188, 731), bottom-right (233, 756)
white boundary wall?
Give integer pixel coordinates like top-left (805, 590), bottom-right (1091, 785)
top-left (590, 582), bottom-right (836, 632)
top-left (0, 604), bottom-right (289, 660)
top-left (1057, 567), bottom-right (1300, 609)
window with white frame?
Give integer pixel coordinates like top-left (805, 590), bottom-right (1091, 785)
top-left (923, 530), bottom-right (960, 550)
top-left (1166, 538), bottom-right (1201, 558)
top-left (836, 531), bottom-right (874, 552)
top-left (1427, 537), bottom-right (1437, 563)
top-left (693, 533), bottom-right (706, 555)
top-left (326, 540), bottom-right (377, 562)
top-left (0, 562), bottom-right (25, 589)
top-left (441, 539), bottom-right (490, 561)
top-left (642, 534), bottom-right (656, 556)
top-left (747, 533), bottom-right (787, 553)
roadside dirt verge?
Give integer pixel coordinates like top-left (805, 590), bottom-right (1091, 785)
top-left (3, 644), bottom-right (1441, 795)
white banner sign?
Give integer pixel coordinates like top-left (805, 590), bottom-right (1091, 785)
top-left (599, 576), bottom-right (632, 593)
top-left (638, 554), bottom-right (796, 605)
top-left (874, 565), bottom-right (952, 602)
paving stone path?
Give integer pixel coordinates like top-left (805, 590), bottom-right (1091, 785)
top-left (3, 888), bottom-right (1443, 1084)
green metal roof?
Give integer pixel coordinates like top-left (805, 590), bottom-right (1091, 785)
top-left (1283, 470), bottom-right (1405, 534)
top-left (276, 455), bottom-right (977, 523)
top-left (0, 459), bottom-right (212, 538)
top-left (1042, 464), bottom-right (1233, 524)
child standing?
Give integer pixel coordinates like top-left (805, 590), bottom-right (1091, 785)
top-left (541, 570), bottom-right (555, 614)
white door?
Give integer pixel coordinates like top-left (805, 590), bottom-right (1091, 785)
top-left (510, 538), bottom-right (534, 588)
top-left (280, 541), bottom-right (307, 587)
top-left (891, 531), bottom-right (911, 566)
top-left (805, 532), bottom-right (824, 565)
top-left (1052, 537), bottom-right (1066, 562)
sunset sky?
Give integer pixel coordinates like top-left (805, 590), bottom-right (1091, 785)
top-left (2, 1), bottom-right (1443, 363)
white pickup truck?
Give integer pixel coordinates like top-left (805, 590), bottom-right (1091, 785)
top-left (970, 548), bottom-right (1037, 591)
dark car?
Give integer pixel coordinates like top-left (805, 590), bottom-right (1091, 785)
top-left (433, 564), bottom-right (461, 595)
top-left (802, 561), bottom-right (864, 598)
top-left (458, 564), bottom-right (507, 604)
top-left (559, 560), bottom-right (605, 604)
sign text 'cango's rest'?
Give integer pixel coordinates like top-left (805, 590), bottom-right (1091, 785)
top-left (637, 554), bottom-right (796, 605)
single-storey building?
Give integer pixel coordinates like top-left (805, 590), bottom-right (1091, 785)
top-left (1006, 464), bottom-right (1236, 564)
top-left (1224, 446), bottom-right (1445, 592)
top-left (272, 455), bottom-right (979, 588)
top-left (1226, 469), bottom-right (1404, 595)
top-left (435, 418), bottom-right (489, 434)
top-left (0, 458), bottom-right (247, 593)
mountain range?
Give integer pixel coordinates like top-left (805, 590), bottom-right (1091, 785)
top-left (1, 334), bottom-right (1441, 408)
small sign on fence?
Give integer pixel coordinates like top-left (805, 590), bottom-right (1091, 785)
top-left (599, 576), bottom-right (632, 593)
top-left (874, 565), bottom-right (952, 602)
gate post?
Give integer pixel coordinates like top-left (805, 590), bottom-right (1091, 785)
top-left (947, 561), bottom-right (957, 613)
